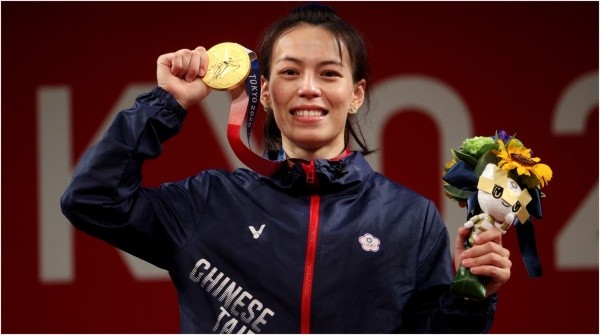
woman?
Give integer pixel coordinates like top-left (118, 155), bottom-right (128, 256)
top-left (61, 3), bottom-right (511, 333)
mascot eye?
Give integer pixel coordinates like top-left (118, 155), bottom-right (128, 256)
top-left (512, 201), bottom-right (521, 213)
top-left (492, 185), bottom-right (504, 199)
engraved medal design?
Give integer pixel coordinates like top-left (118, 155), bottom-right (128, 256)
top-left (202, 42), bottom-right (251, 90)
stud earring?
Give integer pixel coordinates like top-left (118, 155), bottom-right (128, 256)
top-left (349, 107), bottom-right (358, 114)
top-left (263, 105), bottom-right (272, 113)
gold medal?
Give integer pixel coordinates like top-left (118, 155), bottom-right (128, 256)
top-left (202, 42), bottom-right (251, 90)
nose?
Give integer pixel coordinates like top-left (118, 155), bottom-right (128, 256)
top-left (298, 74), bottom-right (321, 98)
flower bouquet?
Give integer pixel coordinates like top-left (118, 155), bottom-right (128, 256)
top-left (442, 130), bottom-right (552, 300)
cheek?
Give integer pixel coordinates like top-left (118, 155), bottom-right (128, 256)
top-left (272, 108), bottom-right (287, 128)
top-left (269, 92), bottom-right (289, 127)
top-left (330, 84), bottom-right (355, 105)
top-left (268, 81), bottom-right (292, 109)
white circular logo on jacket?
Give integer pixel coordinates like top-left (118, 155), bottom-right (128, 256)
top-left (358, 233), bottom-right (380, 252)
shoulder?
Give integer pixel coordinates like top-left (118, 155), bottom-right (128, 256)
top-left (369, 171), bottom-right (434, 206)
top-left (365, 172), bottom-right (446, 235)
top-left (201, 168), bottom-right (264, 192)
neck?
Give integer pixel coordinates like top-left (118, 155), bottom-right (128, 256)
top-left (282, 142), bottom-right (347, 161)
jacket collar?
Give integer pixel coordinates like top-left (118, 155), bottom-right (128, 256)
top-left (260, 152), bottom-right (373, 195)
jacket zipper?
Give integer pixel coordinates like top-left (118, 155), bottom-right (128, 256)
top-left (300, 160), bottom-right (319, 334)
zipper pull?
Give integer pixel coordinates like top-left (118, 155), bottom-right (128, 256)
top-left (302, 160), bottom-right (316, 185)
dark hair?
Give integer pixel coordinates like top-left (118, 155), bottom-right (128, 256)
top-left (258, 3), bottom-right (373, 155)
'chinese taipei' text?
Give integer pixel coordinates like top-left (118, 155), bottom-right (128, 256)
top-left (189, 258), bottom-right (275, 333)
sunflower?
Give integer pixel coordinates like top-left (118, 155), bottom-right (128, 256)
top-left (495, 139), bottom-right (553, 188)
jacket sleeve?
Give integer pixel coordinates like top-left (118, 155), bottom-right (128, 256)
top-left (60, 87), bottom-right (206, 270)
top-left (402, 200), bottom-right (496, 333)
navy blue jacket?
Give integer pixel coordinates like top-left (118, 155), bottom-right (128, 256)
top-left (61, 87), bottom-right (496, 333)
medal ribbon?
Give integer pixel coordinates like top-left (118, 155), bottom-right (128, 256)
top-left (226, 50), bottom-right (281, 176)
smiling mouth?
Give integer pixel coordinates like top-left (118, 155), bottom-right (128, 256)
top-left (291, 110), bottom-right (328, 117)
top-left (502, 200), bottom-right (510, 207)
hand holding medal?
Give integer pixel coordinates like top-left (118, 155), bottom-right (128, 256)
top-left (157, 42), bottom-right (280, 176)
top-left (156, 42), bottom-right (251, 108)
top-left (156, 46), bottom-right (212, 109)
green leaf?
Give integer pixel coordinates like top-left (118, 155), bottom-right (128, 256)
top-left (474, 151), bottom-right (499, 177)
top-left (475, 142), bottom-right (499, 157)
top-left (452, 264), bottom-right (487, 300)
top-left (443, 183), bottom-right (473, 200)
top-left (452, 149), bottom-right (477, 167)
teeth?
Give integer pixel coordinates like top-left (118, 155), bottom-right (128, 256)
top-left (293, 110), bottom-right (324, 117)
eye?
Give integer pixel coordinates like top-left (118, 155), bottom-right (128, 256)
top-left (512, 201), bottom-right (521, 213)
top-left (322, 70), bottom-right (341, 78)
top-left (492, 185), bottom-right (504, 199)
top-left (280, 68), bottom-right (298, 76)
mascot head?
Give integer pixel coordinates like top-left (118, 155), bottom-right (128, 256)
top-left (477, 163), bottom-right (532, 225)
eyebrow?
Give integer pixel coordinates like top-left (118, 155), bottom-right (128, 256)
top-left (275, 56), bottom-right (345, 68)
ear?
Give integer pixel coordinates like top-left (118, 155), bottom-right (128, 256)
top-left (351, 79), bottom-right (366, 110)
top-left (260, 76), bottom-right (270, 107)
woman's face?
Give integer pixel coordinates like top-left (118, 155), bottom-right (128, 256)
top-left (261, 24), bottom-right (366, 160)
